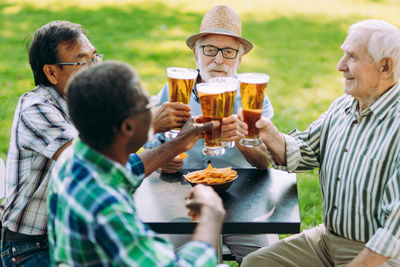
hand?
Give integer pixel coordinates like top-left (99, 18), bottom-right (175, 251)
top-left (176, 117), bottom-right (219, 151)
top-left (255, 117), bottom-right (278, 145)
top-left (152, 102), bottom-right (191, 133)
top-left (160, 156), bottom-right (184, 173)
top-left (222, 114), bottom-right (248, 142)
top-left (185, 184), bottom-right (225, 222)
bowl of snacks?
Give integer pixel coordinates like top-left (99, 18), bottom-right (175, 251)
top-left (183, 164), bottom-right (238, 192)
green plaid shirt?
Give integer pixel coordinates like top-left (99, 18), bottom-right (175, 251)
top-left (47, 140), bottom-right (217, 266)
top-left (271, 83), bottom-right (400, 260)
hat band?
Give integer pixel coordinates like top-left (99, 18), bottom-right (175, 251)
top-left (200, 27), bottom-right (239, 37)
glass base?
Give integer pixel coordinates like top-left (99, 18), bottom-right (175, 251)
top-left (202, 146), bottom-right (226, 156)
top-left (165, 130), bottom-right (179, 139)
top-left (239, 137), bottom-right (262, 147)
top-left (222, 141), bottom-right (235, 149)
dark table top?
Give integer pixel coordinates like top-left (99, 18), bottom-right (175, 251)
top-left (134, 168), bottom-right (300, 234)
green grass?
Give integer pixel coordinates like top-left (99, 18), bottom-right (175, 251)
top-left (1, 0), bottom-right (399, 265)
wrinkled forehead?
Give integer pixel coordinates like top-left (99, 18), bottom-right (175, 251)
top-left (341, 29), bottom-right (372, 54)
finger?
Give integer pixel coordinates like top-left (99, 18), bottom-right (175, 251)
top-left (194, 115), bottom-right (204, 124)
top-left (194, 120), bottom-right (220, 131)
top-left (237, 108), bottom-right (244, 121)
top-left (167, 102), bottom-right (191, 111)
top-left (255, 117), bottom-right (269, 129)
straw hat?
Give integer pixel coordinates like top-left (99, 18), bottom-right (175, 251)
top-left (186, 5), bottom-right (253, 54)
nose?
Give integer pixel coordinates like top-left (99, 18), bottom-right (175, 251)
top-left (214, 50), bottom-right (224, 64)
top-left (337, 55), bottom-right (348, 72)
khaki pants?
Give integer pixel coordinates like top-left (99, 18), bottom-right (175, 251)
top-left (242, 224), bottom-right (400, 267)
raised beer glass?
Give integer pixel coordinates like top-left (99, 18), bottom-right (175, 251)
top-left (197, 83), bottom-right (226, 156)
top-left (208, 77), bottom-right (238, 148)
top-left (238, 73), bottom-right (270, 147)
top-left (165, 67), bottom-right (198, 139)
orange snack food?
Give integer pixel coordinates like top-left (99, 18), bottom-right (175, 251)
top-left (179, 153), bottom-right (189, 160)
top-left (183, 163), bottom-right (237, 185)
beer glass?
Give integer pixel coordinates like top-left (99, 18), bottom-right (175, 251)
top-left (208, 77), bottom-right (238, 148)
top-left (238, 73), bottom-right (270, 147)
top-left (197, 83), bottom-right (226, 156)
top-left (165, 67), bottom-right (198, 139)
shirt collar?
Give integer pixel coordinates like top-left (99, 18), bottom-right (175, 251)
top-left (344, 83), bottom-right (400, 120)
top-left (74, 139), bottom-right (142, 191)
top-left (41, 85), bottom-right (70, 119)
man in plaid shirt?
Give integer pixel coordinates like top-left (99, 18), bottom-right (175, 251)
top-left (47, 61), bottom-right (225, 266)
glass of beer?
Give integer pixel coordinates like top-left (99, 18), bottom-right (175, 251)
top-left (238, 73), bottom-right (270, 147)
top-left (197, 83), bottom-right (226, 156)
top-left (208, 77), bottom-right (238, 148)
top-left (165, 67), bottom-right (198, 139)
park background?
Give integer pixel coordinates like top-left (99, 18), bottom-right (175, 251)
top-left (1, 0), bottom-right (399, 265)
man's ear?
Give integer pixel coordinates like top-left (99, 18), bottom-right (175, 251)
top-left (238, 54), bottom-right (243, 65)
top-left (380, 57), bottom-right (394, 79)
top-left (120, 117), bottom-right (136, 137)
top-left (43, 64), bottom-right (58, 85)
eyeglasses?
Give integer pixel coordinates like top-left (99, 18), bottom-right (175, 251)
top-left (57, 54), bottom-right (104, 67)
top-left (130, 101), bottom-right (157, 115)
top-left (201, 45), bottom-right (239, 59)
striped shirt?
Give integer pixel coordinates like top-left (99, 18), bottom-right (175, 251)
top-left (272, 83), bottom-right (400, 259)
top-left (47, 140), bottom-right (217, 266)
top-left (1, 85), bottom-right (78, 235)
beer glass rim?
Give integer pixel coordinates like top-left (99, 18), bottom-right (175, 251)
top-left (197, 82), bottom-right (226, 95)
top-left (208, 77), bottom-right (238, 92)
top-left (166, 67), bottom-right (198, 79)
top-left (237, 72), bottom-right (270, 84)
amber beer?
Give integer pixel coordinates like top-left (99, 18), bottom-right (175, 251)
top-left (197, 83), bottom-right (226, 156)
top-left (238, 73), bottom-right (270, 147)
top-left (209, 77), bottom-right (238, 148)
top-left (165, 67), bottom-right (198, 138)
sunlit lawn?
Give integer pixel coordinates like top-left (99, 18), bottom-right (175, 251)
top-left (1, 0), bottom-right (399, 265)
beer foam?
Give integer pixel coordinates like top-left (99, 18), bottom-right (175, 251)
top-left (237, 73), bottom-right (270, 84)
top-left (208, 77), bottom-right (238, 92)
top-left (167, 67), bottom-right (198, 79)
top-left (197, 82), bottom-right (226, 95)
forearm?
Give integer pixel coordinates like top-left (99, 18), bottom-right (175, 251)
top-left (348, 247), bottom-right (389, 267)
top-left (236, 142), bottom-right (270, 169)
top-left (191, 207), bottom-right (225, 249)
top-left (139, 138), bottom-right (187, 176)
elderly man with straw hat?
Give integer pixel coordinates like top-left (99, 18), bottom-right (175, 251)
top-left (145, 4), bottom-right (277, 263)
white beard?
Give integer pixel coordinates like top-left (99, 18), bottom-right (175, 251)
top-left (196, 53), bottom-right (240, 82)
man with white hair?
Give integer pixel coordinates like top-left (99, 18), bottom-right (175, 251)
top-left (145, 5), bottom-right (276, 263)
top-left (242, 19), bottom-right (400, 266)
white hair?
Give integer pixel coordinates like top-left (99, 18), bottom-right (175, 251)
top-left (349, 19), bottom-right (400, 81)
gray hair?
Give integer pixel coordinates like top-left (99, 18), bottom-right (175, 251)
top-left (349, 19), bottom-right (400, 81)
top-left (194, 37), bottom-right (245, 56)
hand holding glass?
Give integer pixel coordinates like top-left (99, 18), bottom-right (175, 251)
top-left (165, 67), bottom-right (197, 139)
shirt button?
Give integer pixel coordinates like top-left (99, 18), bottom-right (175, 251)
top-left (353, 120), bottom-right (358, 124)
top-left (12, 247), bottom-right (16, 252)
top-left (344, 148), bottom-right (348, 152)
top-left (336, 177), bottom-right (341, 181)
top-left (36, 242), bottom-right (40, 247)
top-left (333, 205), bottom-right (337, 210)
top-left (12, 258), bottom-right (16, 262)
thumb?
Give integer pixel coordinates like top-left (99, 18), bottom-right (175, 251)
top-left (255, 117), bottom-right (268, 129)
top-left (194, 120), bottom-right (220, 132)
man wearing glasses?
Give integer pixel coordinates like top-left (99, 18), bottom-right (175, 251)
top-left (0, 21), bottom-right (101, 266)
top-left (146, 5), bottom-right (276, 263)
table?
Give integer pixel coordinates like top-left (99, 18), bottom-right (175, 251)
top-left (134, 168), bottom-right (300, 235)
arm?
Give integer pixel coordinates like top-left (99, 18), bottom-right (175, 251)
top-left (20, 103), bottom-right (78, 160)
top-left (185, 184), bottom-right (225, 249)
top-left (139, 118), bottom-right (217, 176)
top-left (348, 247), bottom-right (389, 267)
